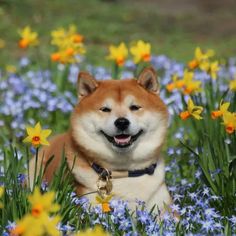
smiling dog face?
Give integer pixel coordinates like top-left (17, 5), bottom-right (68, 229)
top-left (71, 67), bottom-right (169, 170)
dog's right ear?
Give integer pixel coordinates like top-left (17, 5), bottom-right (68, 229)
top-left (77, 72), bottom-right (98, 99)
top-left (137, 67), bottom-right (159, 94)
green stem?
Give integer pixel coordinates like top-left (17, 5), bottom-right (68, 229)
top-left (33, 147), bottom-right (39, 189)
top-left (26, 146), bottom-right (30, 190)
top-left (112, 63), bottom-right (119, 79)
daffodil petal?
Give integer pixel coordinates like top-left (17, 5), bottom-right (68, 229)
top-left (187, 99), bottom-right (194, 111)
top-left (220, 102), bottom-right (230, 112)
top-left (23, 136), bottom-right (32, 143)
top-left (35, 122), bottom-right (42, 133)
top-left (26, 126), bottom-right (36, 136)
top-left (40, 138), bottom-right (50, 146)
top-left (41, 129), bottom-right (52, 138)
top-left (192, 113), bottom-right (203, 120)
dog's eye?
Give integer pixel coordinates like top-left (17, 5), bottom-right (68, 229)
top-left (130, 105), bottom-right (141, 111)
top-left (100, 107), bottom-right (111, 112)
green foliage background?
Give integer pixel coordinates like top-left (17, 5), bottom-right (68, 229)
top-left (0, 0), bottom-right (236, 66)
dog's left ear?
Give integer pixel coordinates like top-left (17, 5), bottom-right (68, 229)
top-left (77, 71), bottom-right (98, 99)
top-left (137, 67), bottom-right (159, 93)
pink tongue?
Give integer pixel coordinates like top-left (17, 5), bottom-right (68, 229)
top-left (114, 135), bottom-right (131, 144)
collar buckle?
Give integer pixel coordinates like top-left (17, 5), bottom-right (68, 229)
top-left (97, 173), bottom-right (113, 198)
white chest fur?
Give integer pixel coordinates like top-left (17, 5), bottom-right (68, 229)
top-left (71, 157), bottom-right (171, 211)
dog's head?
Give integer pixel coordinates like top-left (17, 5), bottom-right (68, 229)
top-left (71, 67), bottom-right (169, 169)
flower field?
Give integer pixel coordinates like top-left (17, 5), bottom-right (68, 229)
top-left (0, 25), bottom-right (236, 236)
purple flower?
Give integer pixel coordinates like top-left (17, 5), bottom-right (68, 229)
top-left (58, 223), bottom-right (74, 232)
top-left (229, 215), bottom-right (236, 226)
top-left (204, 208), bottom-right (219, 219)
top-left (5, 221), bottom-right (16, 231)
top-left (195, 170), bottom-right (202, 179)
top-left (173, 194), bottom-right (183, 202)
top-left (72, 196), bottom-right (89, 209)
top-left (118, 218), bottom-right (132, 231)
top-left (41, 181), bottom-right (48, 192)
top-left (200, 219), bottom-right (214, 233)
top-left (17, 174), bottom-right (26, 184)
top-left (189, 192), bottom-right (198, 200)
top-left (19, 57), bottom-right (30, 67)
top-left (136, 209), bottom-right (150, 224)
top-left (170, 204), bottom-right (180, 213)
top-left (202, 187), bottom-right (210, 196)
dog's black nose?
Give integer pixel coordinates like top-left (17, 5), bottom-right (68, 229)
top-left (114, 117), bottom-right (130, 131)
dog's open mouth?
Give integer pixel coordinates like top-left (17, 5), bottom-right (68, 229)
top-left (101, 130), bottom-right (143, 148)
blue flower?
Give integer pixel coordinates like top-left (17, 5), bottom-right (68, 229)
top-left (200, 219), bottom-right (215, 233)
top-left (68, 64), bottom-right (80, 84)
top-left (41, 181), bottom-right (48, 192)
top-left (229, 215), bottom-right (236, 226)
top-left (19, 57), bottom-right (30, 67)
top-left (124, 232), bottom-right (139, 236)
top-left (188, 192), bottom-right (198, 200)
top-left (17, 174), bottom-right (26, 184)
top-left (136, 209), bottom-right (150, 224)
top-left (194, 169), bottom-right (202, 179)
top-left (5, 221), bottom-right (16, 230)
top-left (202, 187), bottom-right (210, 196)
top-left (118, 218), bottom-right (132, 231)
top-left (58, 223), bottom-right (74, 233)
top-left (204, 208), bottom-right (219, 219)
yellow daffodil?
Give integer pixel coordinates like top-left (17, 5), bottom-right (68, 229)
top-left (183, 80), bottom-right (202, 95)
top-left (181, 70), bottom-right (202, 95)
top-left (95, 194), bottom-right (113, 213)
top-left (106, 42), bottom-right (128, 67)
top-left (182, 70), bottom-right (194, 82)
top-left (11, 188), bottom-right (60, 236)
top-left (0, 186), bottom-right (3, 197)
top-left (211, 100), bottom-right (230, 119)
top-left (75, 225), bottom-right (109, 236)
top-left (51, 27), bottom-right (66, 46)
top-left (28, 187), bottom-right (60, 217)
top-left (208, 61), bottom-right (220, 80)
top-left (199, 60), bottom-right (220, 80)
top-left (18, 26), bottom-right (39, 49)
top-left (51, 24), bottom-right (82, 48)
top-left (23, 122), bottom-right (52, 147)
top-left (229, 79), bottom-right (236, 91)
top-left (196, 47), bottom-right (215, 60)
top-left (199, 60), bottom-right (210, 72)
top-left (130, 40), bottom-right (151, 64)
top-left (166, 70), bottom-right (202, 94)
top-left (222, 111), bottom-right (236, 134)
top-left (188, 59), bottom-right (198, 70)
top-left (51, 25), bottom-right (85, 64)
top-left (5, 65), bottom-right (17, 74)
top-left (188, 47), bottom-right (214, 70)
top-left (180, 98), bottom-right (203, 120)
top-left (166, 82), bottom-right (175, 92)
top-left (51, 52), bottom-right (61, 62)
top-left (11, 213), bottom-right (60, 236)
top-left (0, 186), bottom-right (4, 208)
top-left (166, 74), bottom-right (185, 92)
top-left (166, 78), bottom-right (177, 93)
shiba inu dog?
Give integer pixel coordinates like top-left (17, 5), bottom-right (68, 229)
top-left (29, 67), bottom-right (172, 212)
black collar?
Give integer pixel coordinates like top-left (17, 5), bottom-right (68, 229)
top-left (91, 162), bottom-right (157, 179)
